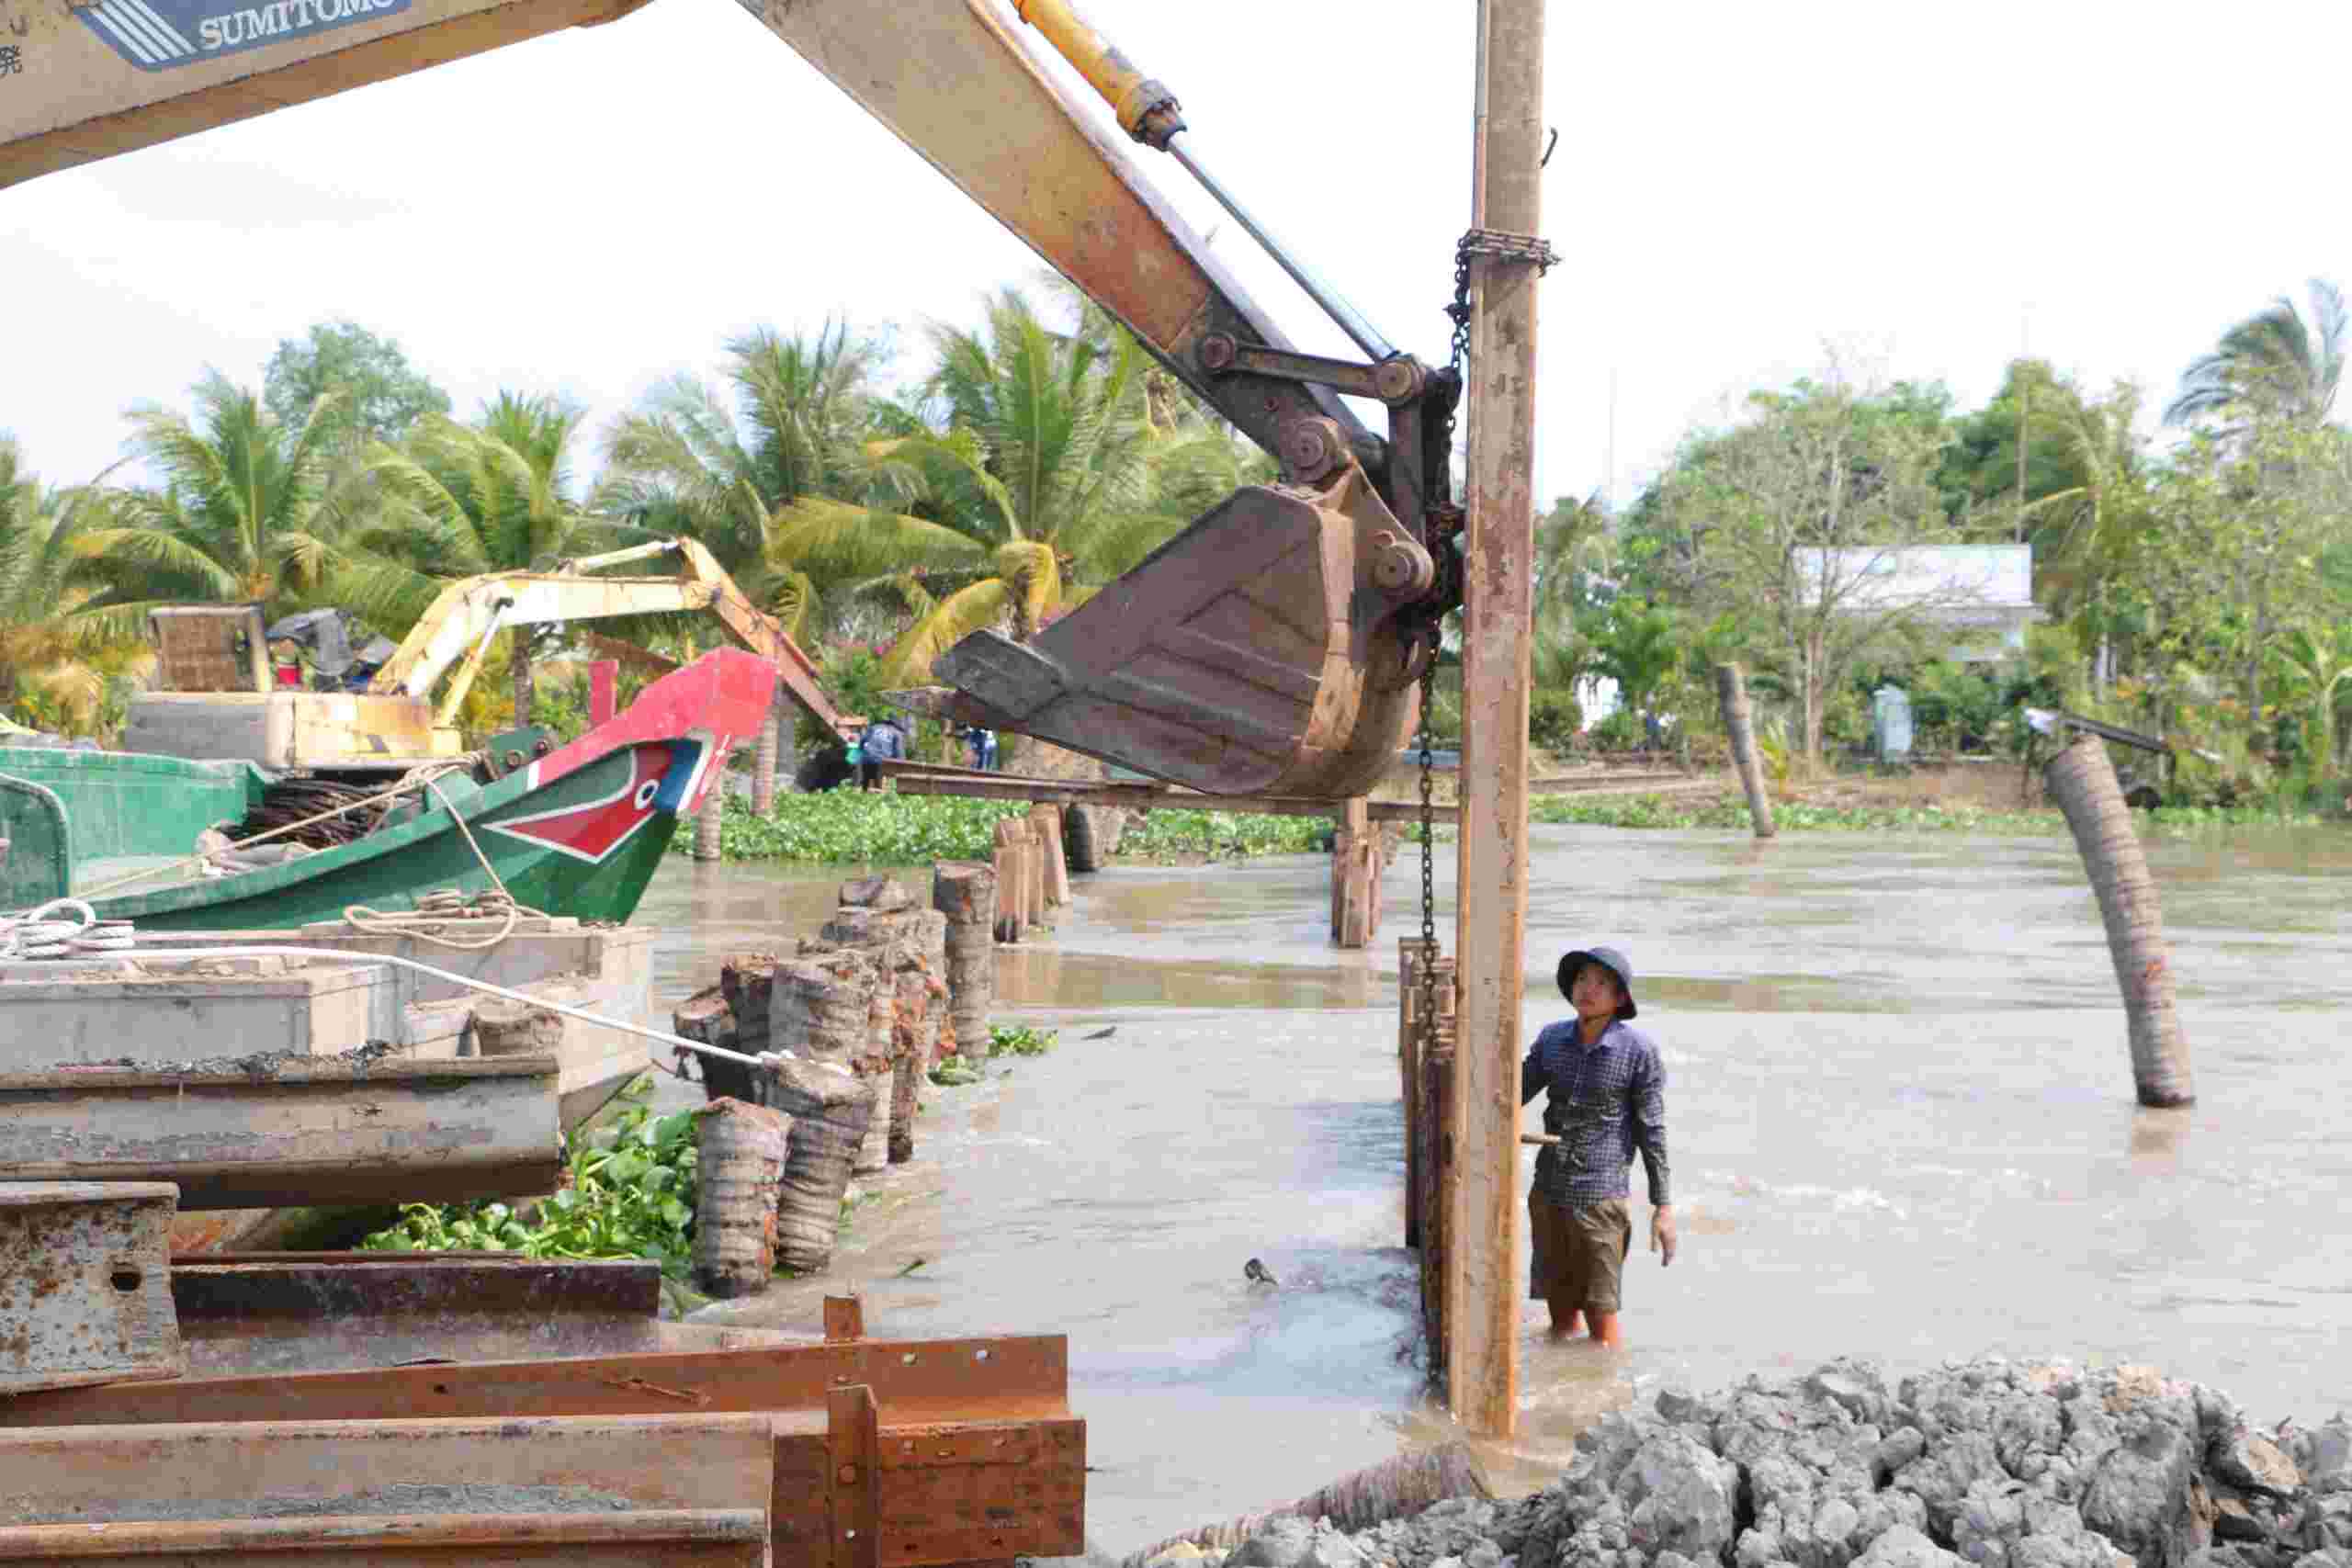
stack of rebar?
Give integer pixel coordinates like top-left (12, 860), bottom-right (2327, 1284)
top-left (230, 779), bottom-right (393, 850)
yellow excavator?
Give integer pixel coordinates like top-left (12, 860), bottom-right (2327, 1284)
top-left (123, 537), bottom-right (855, 769)
top-left (6, 0), bottom-right (1464, 799)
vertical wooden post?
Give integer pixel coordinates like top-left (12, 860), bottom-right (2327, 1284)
top-left (1028, 802), bottom-right (1070, 909)
top-left (1332, 797), bottom-right (1375, 949)
top-left (990, 819), bottom-right (1025, 943)
top-left (1715, 663), bottom-right (1777, 839)
top-left (1449, 0), bottom-right (1545, 1438)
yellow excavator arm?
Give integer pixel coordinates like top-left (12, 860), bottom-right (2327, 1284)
top-left (7, 0), bottom-right (1467, 797)
top-left (371, 537), bottom-right (851, 738)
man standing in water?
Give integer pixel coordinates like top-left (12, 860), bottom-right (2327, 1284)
top-left (1521, 944), bottom-right (1675, 1347)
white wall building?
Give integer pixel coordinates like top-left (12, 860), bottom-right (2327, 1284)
top-left (1791, 544), bottom-right (2039, 662)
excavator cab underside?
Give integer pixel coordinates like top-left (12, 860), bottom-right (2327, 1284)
top-left (919, 463), bottom-right (1440, 800)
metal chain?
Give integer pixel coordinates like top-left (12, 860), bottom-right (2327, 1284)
top-left (1417, 650), bottom-right (1440, 1047)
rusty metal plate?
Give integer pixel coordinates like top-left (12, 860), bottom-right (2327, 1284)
top-left (0, 1508), bottom-right (768, 1564)
top-left (1, 1334), bottom-right (1070, 1429)
top-left (0, 1057), bottom-right (563, 1210)
top-left (876, 1419), bottom-right (1086, 1565)
top-left (0, 1181), bottom-right (183, 1395)
top-left (0, 1411), bottom-right (784, 1529)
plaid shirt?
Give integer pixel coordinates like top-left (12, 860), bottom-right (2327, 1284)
top-left (1520, 1018), bottom-right (1669, 1208)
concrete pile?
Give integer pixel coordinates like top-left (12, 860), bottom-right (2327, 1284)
top-left (1139, 1359), bottom-right (2349, 1568)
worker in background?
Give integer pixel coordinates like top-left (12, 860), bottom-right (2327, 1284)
top-left (1520, 944), bottom-right (1675, 1348)
top-left (859, 711), bottom-right (906, 790)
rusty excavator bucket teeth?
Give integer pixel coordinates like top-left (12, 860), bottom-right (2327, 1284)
top-left (910, 466), bottom-right (1433, 800)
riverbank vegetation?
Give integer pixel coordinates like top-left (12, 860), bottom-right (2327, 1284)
top-left (6, 283), bottom-right (2349, 822)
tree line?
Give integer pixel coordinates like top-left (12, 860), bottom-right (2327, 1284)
top-left (6, 277), bottom-right (2349, 804)
top-left (0, 282), bottom-right (1271, 764)
top-left (1535, 280), bottom-right (2352, 799)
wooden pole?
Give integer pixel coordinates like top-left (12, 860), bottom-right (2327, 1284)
top-left (1029, 802), bottom-right (1070, 909)
top-left (1332, 797), bottom-right (1374, 949)
top-left (1447, 0), bottom-right (1545, 1438)
top-left (1714, 663), bottom-right (1777, 839)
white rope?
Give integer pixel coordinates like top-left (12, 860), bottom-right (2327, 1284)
top-left (0, 898), bottom-right (135, 960)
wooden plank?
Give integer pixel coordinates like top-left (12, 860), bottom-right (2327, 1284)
top-left (1027, 805), bottom-right (1069, 908)
top-left (0, 1412), bottom-right (780, 1528)
top-left (1451, 0), bottom-right (1547, 1439)
top-left (0, 1509), bottom-right (768, 1564)
top-left (0, 1182), bottom-right (183, 1394)
top-left (0, 1336), bottom-right (1074, 1429)
top-left (0, 1056), bottom-right (563, 1210)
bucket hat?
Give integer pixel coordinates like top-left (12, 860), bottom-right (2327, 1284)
top-left (1556, 944), bottom-right (1637, 1021)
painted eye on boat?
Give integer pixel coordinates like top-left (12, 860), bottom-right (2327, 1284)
top-left (635, 780), bottom-right (661, 809)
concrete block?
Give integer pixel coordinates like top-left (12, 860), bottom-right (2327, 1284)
top-left (0, 1180), bottom-right (184, 1393)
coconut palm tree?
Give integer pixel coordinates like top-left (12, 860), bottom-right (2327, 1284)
top-left (2165, 278), bottom-right (2348, 429)
top-left (598, 321), bottom-right (973, 803)
top-left (2018, 383), bottom-right (2157, 687)
top-left (70, 374), bottom-right (353, 635)
top-left (801, 288), bottom-right (1203, 689)
top-left (0, 437), bottom-right (145, 730)
top-left (352, 392), bottom-right (627, 727)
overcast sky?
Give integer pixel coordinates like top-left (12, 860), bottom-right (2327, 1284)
top-left (8, 0), bottom-right (2350, 511)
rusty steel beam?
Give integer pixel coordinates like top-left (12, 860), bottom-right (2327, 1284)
top-left (0, 1056), bottom-right (563, 1210)
top-left (1449, 0), bottom-right (1547, 1438)
top-left (0, 1334), bottom-right (1074, 1429)
top-left (0, 1509), bottom-right (770, 1565)
top-left (0, 1181), bottom-right (183, 1395)
top-left (169, 1253), bottom-right (669, 1376)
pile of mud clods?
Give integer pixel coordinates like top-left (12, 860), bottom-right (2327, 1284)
top-left (1136, 1358), bottom-right (2350, 1568)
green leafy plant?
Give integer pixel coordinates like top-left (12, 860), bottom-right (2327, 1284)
top-left (361, 1077), bottom-right (699, 1281)
top-left (927, 1055), bottom-right (984, 1088)
top-left (988, 1023), bottom-right (1057, 1057)
top-left (1114, 807), bottom-right (1325, 860)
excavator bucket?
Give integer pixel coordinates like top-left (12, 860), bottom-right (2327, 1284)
top-left (910, 464), bottom-right (1437, 800)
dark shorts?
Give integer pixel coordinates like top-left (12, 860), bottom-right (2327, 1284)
top-left (1527, 1191), bottom-right (1631, 1314)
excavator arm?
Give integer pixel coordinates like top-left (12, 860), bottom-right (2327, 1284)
top-left (370, 537), bottom-right (851, 739)
top-left (6, 0), bottom-right (1465, 797)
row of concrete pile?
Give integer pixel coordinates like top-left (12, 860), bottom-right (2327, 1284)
top-left (673, 863), bottom-right (1001, 1295)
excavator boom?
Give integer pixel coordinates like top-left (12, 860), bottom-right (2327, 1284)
top-left (370, 538), bottom-right (850, 737)
top-left (6, 0), bottom-right (1464, 797)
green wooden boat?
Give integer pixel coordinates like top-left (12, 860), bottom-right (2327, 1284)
top-left (0, 649), bottom-right (774, 929)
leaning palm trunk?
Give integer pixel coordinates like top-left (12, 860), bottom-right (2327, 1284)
top-left (693, 744), bottom-right (729, 862)
top-left (1714, 662), bottom-right (1776, 839)
top-left (510, 636), bottom-right (534, 728)
top-left (752, 701), bottom-right (781, 815)
top-left (693, 1098), bottom-right (790, 1298)
top-left (1122, 1442), bottom-right (1487, 1565)
top-left (2044, 733), bottom-right (2193, 1107)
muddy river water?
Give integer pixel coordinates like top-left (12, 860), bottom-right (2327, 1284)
top-left (633, 821), bottom-right (2352, 1553)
